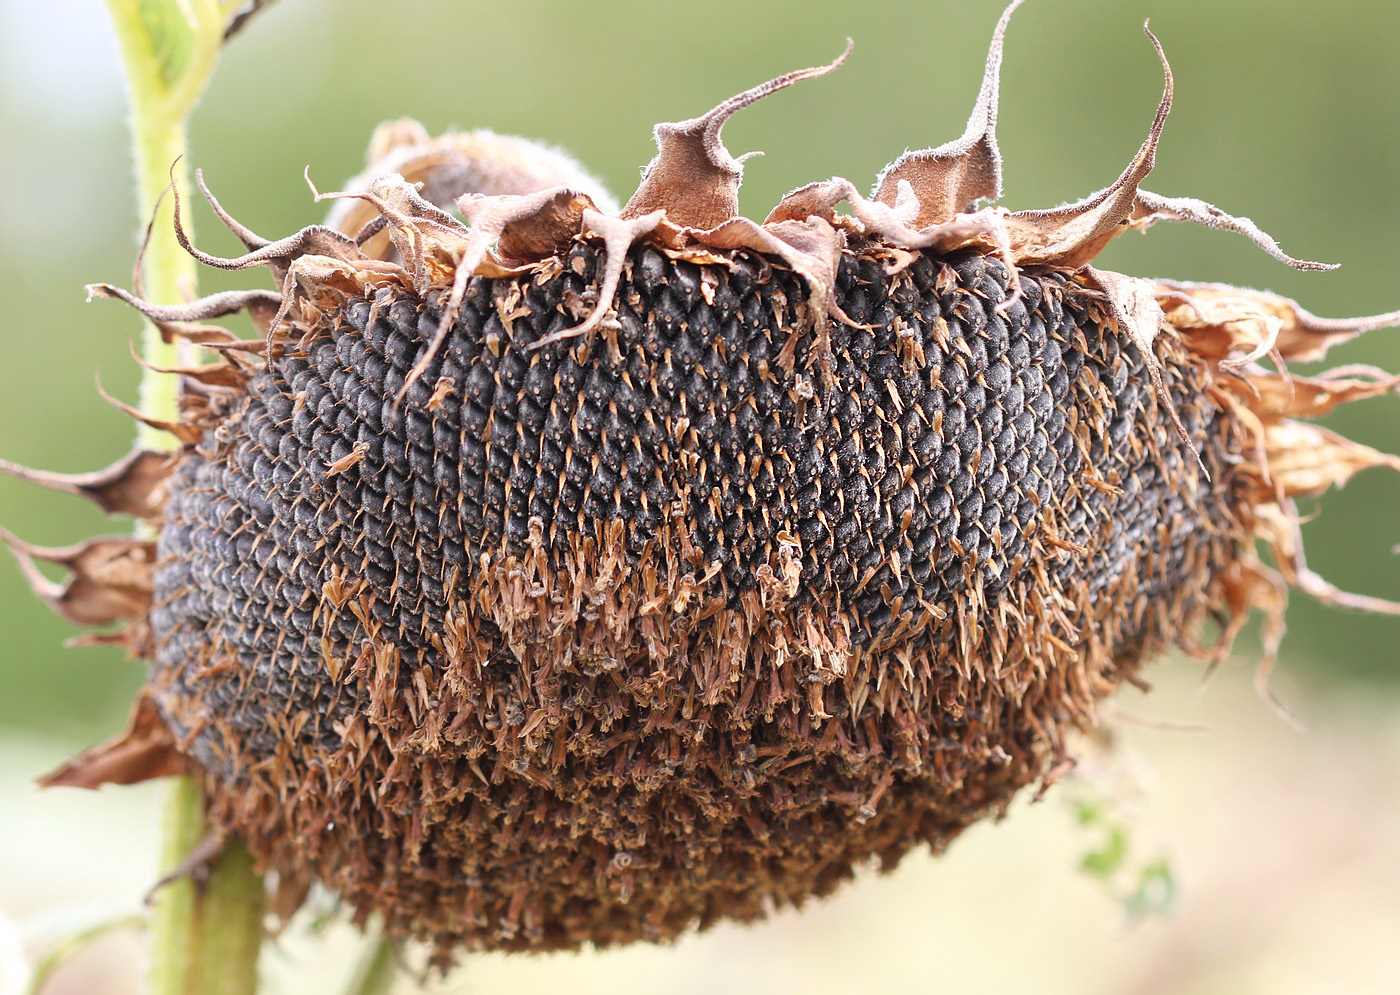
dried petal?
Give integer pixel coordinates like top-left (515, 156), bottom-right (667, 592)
top-left (1263, 369), bottom-right (1400, 419)
top-left (768, 177), bottom-right (1001, 255)
top-left (1260, 503), bottom-right (1400, 617)
top-left (1260, 420), bottom-right (1400, 499)
top-left (1156, 280), bottom-right (1400, 362)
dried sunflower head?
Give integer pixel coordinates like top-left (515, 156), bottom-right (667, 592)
top-left (6, 0), bottom-right (1398, 961)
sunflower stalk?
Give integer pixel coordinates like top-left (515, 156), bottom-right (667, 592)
top-left (103, 2), bottom-right (270, 992)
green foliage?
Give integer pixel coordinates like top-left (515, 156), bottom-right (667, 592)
top-left (1071, 794), bottom-right (1177, 925)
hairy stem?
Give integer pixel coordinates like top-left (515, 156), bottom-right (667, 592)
top-left (103, 2), bottom-right (268, 993)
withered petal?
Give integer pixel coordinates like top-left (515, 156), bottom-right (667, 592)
top-left (768, 177), bottom-right (990, 250)
top-left (127, 339), bottom-right (251, 391)
top-left (1286, 369), bottom-right (1400, 417)
top-left (364, 117), bottom-right (432, 164)
top-left (1258, 419), bottom-right (1400, 499)
top-left (1263, 505), bottom-right (1400, 617)
top-left (1155, 279), bottom-right (1400, 362)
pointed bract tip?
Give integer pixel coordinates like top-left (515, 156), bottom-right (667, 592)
top-left (40, 693), bottom-right (186, 790)
top-left (872, 0), bottom-right (1023, 227)
top-left (621, 41), bottom-right (852, 230)
top-left (196, 169), bottom-right (268, 251)
top-left (0, 450), bottom-right (170, 519)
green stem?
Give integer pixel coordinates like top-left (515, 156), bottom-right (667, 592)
top-left (147, 782), bottom-right (266, 995)
top-left (344, 930), bottom-right (399, 995)
top-left (103, 2), bottom-right (268, 993)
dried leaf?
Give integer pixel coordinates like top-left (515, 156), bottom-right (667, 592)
top-left (531, 209), bottom-right (665, 350)
top-left (86, 283), bottom-right (281, 323)
top-left (308, 171), bottom-right (469, 289)
top-left (170, 158), bottom-right (363, 274)
top-left (196, 168), bottom-right (269, 250)
top-left (1131, 191), bottom-right (1334, 271)
top-left (326, 124), bottom-right (619, 248)
top-left (696, 216), bottom-right (844, 318)
top-left (400, 187), bottom-right (599, 405)
top-left (1006, 24), bottom-right (1172, 269)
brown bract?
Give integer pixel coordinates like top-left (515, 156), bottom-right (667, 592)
top-left (5, 0), bottom-right (1398, 964)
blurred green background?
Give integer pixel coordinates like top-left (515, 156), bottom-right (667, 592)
top-left (0, 1), bottom-right (1397, 993)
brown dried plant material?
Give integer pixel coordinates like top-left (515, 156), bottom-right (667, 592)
top-left (872, 0), bottom-right (1020, 224)
top-left (0, 449), bottom-right (171, 519)
top-left (6, 1), bottom-right (1398, 965)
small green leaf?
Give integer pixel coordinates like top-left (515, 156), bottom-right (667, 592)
top-left (1080, 825), bottom-right (1128, 880)
top-left (137, 0), bottom-right (197, 88)
top-left (1124, 856), bottom-right (1177, 922)
top-left (1072, 798), bottom-right (1103, 826)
